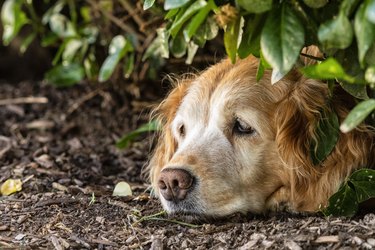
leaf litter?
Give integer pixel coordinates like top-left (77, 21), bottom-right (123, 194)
top-left (0, 81), bottom-right (374, 249)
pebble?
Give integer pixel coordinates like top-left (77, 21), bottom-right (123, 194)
top-left (362, 242), bottom-right (373, 249)
top-left (352, 236), bottom-right (363, 245)
top-left (367, 238), bottom-right (375, 246)
top-left (285, 240), bottom-right (302, 250)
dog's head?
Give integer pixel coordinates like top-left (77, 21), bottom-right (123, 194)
top-left (147, 56), bottom-right (373, 217)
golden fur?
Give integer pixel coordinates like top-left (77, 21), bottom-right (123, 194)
top-left (147, 56), bottom-right (375, 217)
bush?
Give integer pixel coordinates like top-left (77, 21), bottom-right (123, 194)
top-left (1, 0), bottom-right (374, 216)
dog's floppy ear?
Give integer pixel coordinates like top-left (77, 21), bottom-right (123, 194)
top-left (147, 78), bottom-right (191, 186)
top-left (274, 77), bottom-right (331, 178)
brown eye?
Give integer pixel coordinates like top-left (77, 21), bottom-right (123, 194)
top-left (178, 124), bottom-right (185, 137)
top-left (233, 119), bottom-right (255, 135)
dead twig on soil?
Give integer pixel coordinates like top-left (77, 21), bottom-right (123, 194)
top-left (132, 210), bottom-right (201, 228)
top-left (0, 96), bottom-right (48, 105)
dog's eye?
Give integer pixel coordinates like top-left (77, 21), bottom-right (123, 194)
top-left (178, 124), bottom-right (185, 137)
top-left (233, 119), bottom-right (255, 135)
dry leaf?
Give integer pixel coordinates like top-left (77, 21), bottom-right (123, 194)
top-left (112, 181), bottom-right (132, 196)
top-left (1, 179), bottom-right (22, 196)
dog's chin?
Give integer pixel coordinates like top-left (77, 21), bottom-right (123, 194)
top-left (160, 198), bottom-right (245, 222)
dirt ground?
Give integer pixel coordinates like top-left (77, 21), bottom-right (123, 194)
top-left (0, 81), bottom-right (374, 250)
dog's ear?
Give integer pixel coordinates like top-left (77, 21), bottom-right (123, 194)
top-left (147, 79), bottom-right (191, 186)
top-left (274, 77), bottom-right (330, 178)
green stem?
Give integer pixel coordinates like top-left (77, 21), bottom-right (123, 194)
top-left (25, 0), bottom-right (44, 34)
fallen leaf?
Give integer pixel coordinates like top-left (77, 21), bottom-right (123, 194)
top-left (112, 181), bottom-right (132, 197)
top-left (1, 179), bottom-right (22, 196)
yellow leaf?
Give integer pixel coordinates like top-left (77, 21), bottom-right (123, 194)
top-left (1, 179), bottom-right (22, 196)
top-left (112, 181), bottom-right (132, 197)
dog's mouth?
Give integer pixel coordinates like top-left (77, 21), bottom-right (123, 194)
top-left (160, 195), bottom-right (206, 216)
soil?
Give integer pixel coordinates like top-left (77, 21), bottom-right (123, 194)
top-left (0, 81), bottom-right (374, 250)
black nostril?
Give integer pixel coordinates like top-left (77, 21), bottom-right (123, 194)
top-left (158, 179), bottom-right (167, 190)
top-left (171, 179), bottom-right (179, 188)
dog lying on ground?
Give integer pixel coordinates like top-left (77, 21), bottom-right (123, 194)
top-left (147, 55), bottom-right (375, 217)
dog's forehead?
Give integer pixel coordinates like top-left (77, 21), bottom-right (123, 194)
top-left (178, 73), bottom-right (261, 116)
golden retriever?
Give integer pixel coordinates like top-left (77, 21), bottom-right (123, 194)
top-left (147, 55), bottom-right (375, 217)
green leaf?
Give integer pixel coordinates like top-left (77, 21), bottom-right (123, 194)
top-left (350, 169), bottom-right (375, 203)
top-left (165, 8), bottom-right (180, 20)
top-left (340, 99), bottom-right (375, 133)
top-left (237, 0), bottom-right (272, 13)
top-left (199, 16), bottom-right (218, 41)
top-left (310, 110), bottom-right (339, 165)
top-left (260, 3), bottom-right (305, 75)
top-left (340, 0), bottom-right (360, 16)
top-left (1, 0), bottom-right (29, 45)
top-left (143, 0), bottom-right (156, 10)
top-left (99, 35), bottom-right (133, 82)
top-left (365, 65), bottom-right (375, 84)
top-left (142, 28), bottom-right (170, 61)
top-left (238, 15), bottom-right (265, 59)
top-left (42, 0), bottom-right (65, 24)
top-left (256, 51), bottom-right (271, 82)
top-left (318, 13), bottom-right (353, 50)
top-left (186, 41), bottom-right (199, 64)
top-left (123, 53), bottom-right (135, 78)
top-left (19, 33), bottom-right (36, 54)
top-left (62, 38), bottom-right (83, 64)
top-left (45, 63), bottom-right (85, 87)
top-left (49, 13), bottom-right (77, 38)
top-left (83, 53), bottom-right (98, 80)
top-left (116, 121), bottom-right (160, 149)
top-left (366, 0), bottom-right (375, 23)
top-left (169, 0), bottom-right (207, 38)
top-left (355, 1), bottom-right (375, 67)
top-left (183, 0), bottom-right (213, 42)
top-left (301, 58), bottom-right (356, 83)
top-left (303, 0), bottom-right (328, 8)
top-left (164, 0), bottom-right (191, 10)
top-left (224, 17), bottom-right (242, 64)
top-left (171, 34), bottom-right (187, 58)
top-left (339, 82), bottom-right (369, 100)
top-left (323, 183), bottom-right (358, 217)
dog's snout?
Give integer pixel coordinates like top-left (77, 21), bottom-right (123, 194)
top-left (158, 168), bottom-right (194, 201)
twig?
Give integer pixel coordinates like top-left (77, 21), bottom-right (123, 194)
top-left (132, 210), bottom-right (201, 228)
top-left (86, 0), bottom-right (145, 41)
top-left (65, 89), bottom-right (100, 117)
top-left (300, 53), bottom-right (324, 62)
top-left (0, 97), bottom-right (48, 106)
top-left (146, 217), bottom-right (201, 228)
top-left (118, 0), bottom-right (145, 28)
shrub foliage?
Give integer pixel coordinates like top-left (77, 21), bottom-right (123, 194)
top-left (1, 0), bottom-right (374, 216)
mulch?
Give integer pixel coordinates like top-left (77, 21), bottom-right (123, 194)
top-left (0, 81), bottom-right (374, 249)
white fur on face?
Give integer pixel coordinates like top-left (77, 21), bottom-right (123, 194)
top-left (159, 78), bottom-right (284, 216)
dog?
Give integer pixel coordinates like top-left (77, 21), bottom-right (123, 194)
top-left (147, 55), bottom-right (375, 217)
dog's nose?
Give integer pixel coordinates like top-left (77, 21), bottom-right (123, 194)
top-left (158, 168), bottom-right (194, 201)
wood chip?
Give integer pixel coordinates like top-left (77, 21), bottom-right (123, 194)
top-left (52, 182), bottom-right (68, 192)
top-left (314, 235), bottom-right (339, 243)
top-left (285, 240), bottom-right (302, 250)
top-left (26, 119), bottom-right (54, 130)
top-left (239, 240), bottom-right (258, 250)
top-left (34, 154), bottom-right (54, 168)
